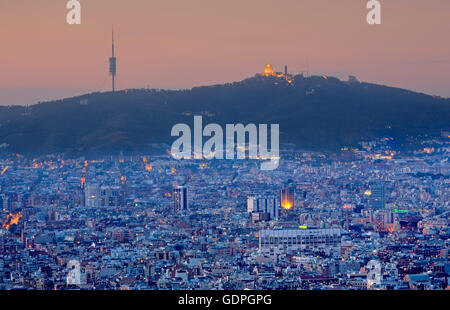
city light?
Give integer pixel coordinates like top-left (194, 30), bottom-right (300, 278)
top-left (2, 212), bottom-right (22, 231)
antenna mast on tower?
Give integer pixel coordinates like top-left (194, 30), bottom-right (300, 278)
top-left (109, 27), bottom-right (117, 92)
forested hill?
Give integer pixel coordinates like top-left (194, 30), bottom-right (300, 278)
top-left (0, 74), bottom-right (449, 156)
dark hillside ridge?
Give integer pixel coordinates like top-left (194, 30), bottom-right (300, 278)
top-left (0, 74), bottom-right (448, 156)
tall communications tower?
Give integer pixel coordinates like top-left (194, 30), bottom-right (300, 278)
top-left (109, 28), bottom-right (117, 92)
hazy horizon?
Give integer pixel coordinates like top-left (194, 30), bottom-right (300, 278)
top-left (1, 0), bottom-right (449, 105)
top-left (0, 71), bottom-right (447, 108)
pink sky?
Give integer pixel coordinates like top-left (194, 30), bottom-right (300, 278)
top-left (0, 0), bottom-right (449, 105)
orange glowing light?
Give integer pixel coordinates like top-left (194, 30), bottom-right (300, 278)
top-left (84, 161), bottom-right (88, 167)
top-left (0, 166), bottom-right (8, 175)
top-left (145, 164), bottom-right (152, 172)
top-left (2, 212), bottom-right (22, 231)
top-left (261, 64), bottom-right (293, 83)
top-left (281, 202), bottom-right (293, 210)
top-left (262, 63), bottom-right (275, 77)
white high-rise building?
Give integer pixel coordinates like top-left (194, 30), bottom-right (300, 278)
top-left (369, 183), bottom-right (385, 209)
top-left (247, 196), bottom-right (278, 221)
top-left (173, 186), bottom-right (188, 212)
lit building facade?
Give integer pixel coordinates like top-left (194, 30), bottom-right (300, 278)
top-left (173, 186), bottom-right (188, 212)
top-left (259, 228), bottom-right (341, 254)
top-left (280, 187), bottom-right (295, 210)
top-left (247, 196), bottom-right (278, 222)
top-left (369, 183), bottom-right (385, 209)
top-left (85, 185), bottom-right (124, 207)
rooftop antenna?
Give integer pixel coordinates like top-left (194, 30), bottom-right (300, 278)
top-left (109, 26), bottom-right (117, 92)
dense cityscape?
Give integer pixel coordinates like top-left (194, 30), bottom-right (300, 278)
top-left (0, 134), bottom-right (449, 290)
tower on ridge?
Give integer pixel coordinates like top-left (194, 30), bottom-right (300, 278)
top-left (109, 28), bottom-right (117, 92)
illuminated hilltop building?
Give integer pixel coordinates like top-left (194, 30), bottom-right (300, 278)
top-left (262, 63), bottom-right (276, 77)
top-left (261, 63), bottom-right (293, 83)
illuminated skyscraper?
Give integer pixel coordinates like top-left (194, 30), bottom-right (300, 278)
top-left (247, 196), bottom-right (278, 221)
top-left (280, 187), bottom-right (295, 210)
top-left (369, 183), bottom-right (385, 209)
top-left (173, 186), bottom-right (188, 212)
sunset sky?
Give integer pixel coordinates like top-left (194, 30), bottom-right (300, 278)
top-left (0, 0), bottom-right (449, 105)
